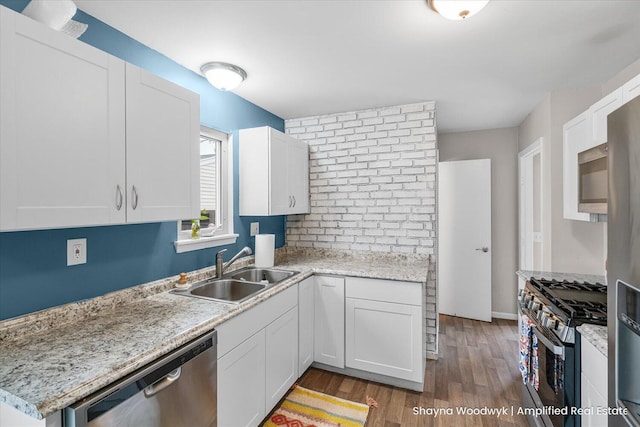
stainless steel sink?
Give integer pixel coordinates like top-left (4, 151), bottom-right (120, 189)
top-left (229, 267), bottom-right (297, 284)
top-left (171, 267), bottom-right (298, 304)
top-left (173, 279), bottom-right (266, 304)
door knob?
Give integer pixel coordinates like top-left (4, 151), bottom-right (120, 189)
top-left (476, 247), bottom-right (489, 253)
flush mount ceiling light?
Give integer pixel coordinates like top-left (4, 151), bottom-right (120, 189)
top-left (427, 0), bottom-right (490, 20)
top-left (200, 62), bottom-right (247, 91)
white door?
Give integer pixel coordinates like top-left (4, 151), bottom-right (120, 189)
top-left (0, 7), bottom-right (126, 230)
top-left (269, 130), bottom-right (291, 215)
top-left (438, 159), bottom-right (492, 322)
top-left (562, 112), bottom-right (591, 221)
top-left (314, 276), bottom-right (345, 368)
top-left (125, 63), bottom-right (199, 223)
top-left (265, 307), bottom-right (299, 410)
top-left (288, 140), bottom-right (310, 214)
top-left (345, 298), bottom-right (423, 382)
top-left (218, 330), bottom-right (266, 427)
top-left (519, 139), bottom-right (545, 273)
top-left (298, 277), bottom-right (315, 374)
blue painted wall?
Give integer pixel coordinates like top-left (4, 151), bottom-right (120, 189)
top-left (0, 0), bottom-right (286, 320)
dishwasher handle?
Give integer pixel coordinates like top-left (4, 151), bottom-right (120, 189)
top-left (143, 367), bottom-right (182, 398)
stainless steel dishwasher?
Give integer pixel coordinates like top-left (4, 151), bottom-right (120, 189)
top-left (65, 330), bottom-right (217, 427)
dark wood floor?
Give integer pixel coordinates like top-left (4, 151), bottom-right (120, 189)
top-left (294, 314), bottom-right (527, 427)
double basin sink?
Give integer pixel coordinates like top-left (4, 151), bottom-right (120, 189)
top-left (172, 267), bottom-right (298, 304)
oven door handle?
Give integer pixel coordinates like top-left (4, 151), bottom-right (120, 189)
top-left (532, 326), bottom-right (565, 357)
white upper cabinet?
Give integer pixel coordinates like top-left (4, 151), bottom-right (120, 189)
top-left (622, 72), bottom-right (640, 103)
top-left (589, 88), bottom-right (623, 145)
top-left (239, 126), bottom-right (309, 216)
top-left (0, 6), bottom-right (199, 231)
top-left (562, 72), bottom-right (640, 222)
top-left (0, 6), bottom-right (126, 230)
top-left (125, 64), bottom-right (200, 223)
top-left (562, 112), bottom-right (591, 221)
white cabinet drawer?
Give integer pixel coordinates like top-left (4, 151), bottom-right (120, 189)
top-left (217, 285), bottom-right (297, 357)
top-left (346, 277), bottom-right (422, 306)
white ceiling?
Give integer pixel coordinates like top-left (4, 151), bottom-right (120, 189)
top-left (74, 0), bottom-right (640, 133)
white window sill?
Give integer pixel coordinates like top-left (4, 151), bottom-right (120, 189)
top-left (174, 233), bottom-right (239, 253)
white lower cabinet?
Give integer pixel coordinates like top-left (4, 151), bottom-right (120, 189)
top-left (298, 277), bottom-right (315, 375)
top-left (581, 372), bottom-right (608, 427)
top-left (0, 403), bottom-right (61, 427)
top-left (314, 276), bottom-right (345, 368)
top-left (218, 330), bottom-right (266, 427)
top-left (265, 307), bottom-right (299, 409)
top-left (346, 298), bottom-right (423, 382)
top-left (216, 285), bottom-right (298, 427)
top-left (580, 336), bottom-right (608, 427)
top-left (345, 277), bottom-right (424, 384)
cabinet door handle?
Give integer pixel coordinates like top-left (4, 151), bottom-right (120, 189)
top-left (132, 186), bottom-right (139, 210)
top-left (115, 185), bottom-right (123, 211)
top-left (288, 196), bottom-right (292, 208)
top-left (292, 196), bottom-right (296, 207)
top-left (475, 247), bottom-right (489, 253)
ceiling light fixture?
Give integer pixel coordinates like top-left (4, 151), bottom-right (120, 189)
top-left (427, 0), bottom-right (490, 20)
top-left (200, 62), bottom-right (247, 91)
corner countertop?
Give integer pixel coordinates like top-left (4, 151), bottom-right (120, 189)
top-left (0, 248), bottom-right (430, 420)
top-left (577, 324), bottom-right (608, 357)
top-left (516, 270), bottom-right (606, 285)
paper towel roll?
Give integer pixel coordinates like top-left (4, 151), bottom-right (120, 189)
top-left (255, 234), bottom-right (275, 268)
top-left (22, 0), bottom-right (77, 30)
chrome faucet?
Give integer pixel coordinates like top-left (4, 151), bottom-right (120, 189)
top-left (216, 246), bottom-right (252, 278)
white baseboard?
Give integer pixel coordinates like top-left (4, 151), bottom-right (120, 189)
top-left (492, 311), bottom-right (517, 320)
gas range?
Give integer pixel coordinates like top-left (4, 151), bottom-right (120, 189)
top-left (519, 276), bottom-right (608, 427)
top-left (519, 277), bottom-right (607, 344)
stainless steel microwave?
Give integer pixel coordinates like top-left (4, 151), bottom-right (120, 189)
top-left (578, 142), bottom-right (608, 214)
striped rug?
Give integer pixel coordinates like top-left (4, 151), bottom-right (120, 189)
top-left (264, 385), bottom-right (370, 427)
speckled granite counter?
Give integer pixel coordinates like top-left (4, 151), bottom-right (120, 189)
top-left (516, 270), bottom-right (606, 285)
top-left (577, 324), bottom-right (608, 357)
top-left (0, 248), bottom-right (429, 420)
top-left (276, 247), bottom-right (430, 283)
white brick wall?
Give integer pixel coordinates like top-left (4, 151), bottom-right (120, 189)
top-left (285, 102), bottom-right (437, 255)
top-left (285, 101), bottom-right (439, 354)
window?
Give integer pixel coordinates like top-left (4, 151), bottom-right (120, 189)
top-left (174, 126), bottom-right (237, 252)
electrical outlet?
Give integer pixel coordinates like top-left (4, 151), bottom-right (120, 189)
top-left (250, 222), bottom-right (259, 236)
top-left (67, 238), bottom-right (87, 266)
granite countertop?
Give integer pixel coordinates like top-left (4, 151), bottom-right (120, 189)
top-left (516, 269), bottom-right (606, 285)
top-left (577, 324), bottom-right (608, 357)
top-left (0, 248), bottom-right (430, 420)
